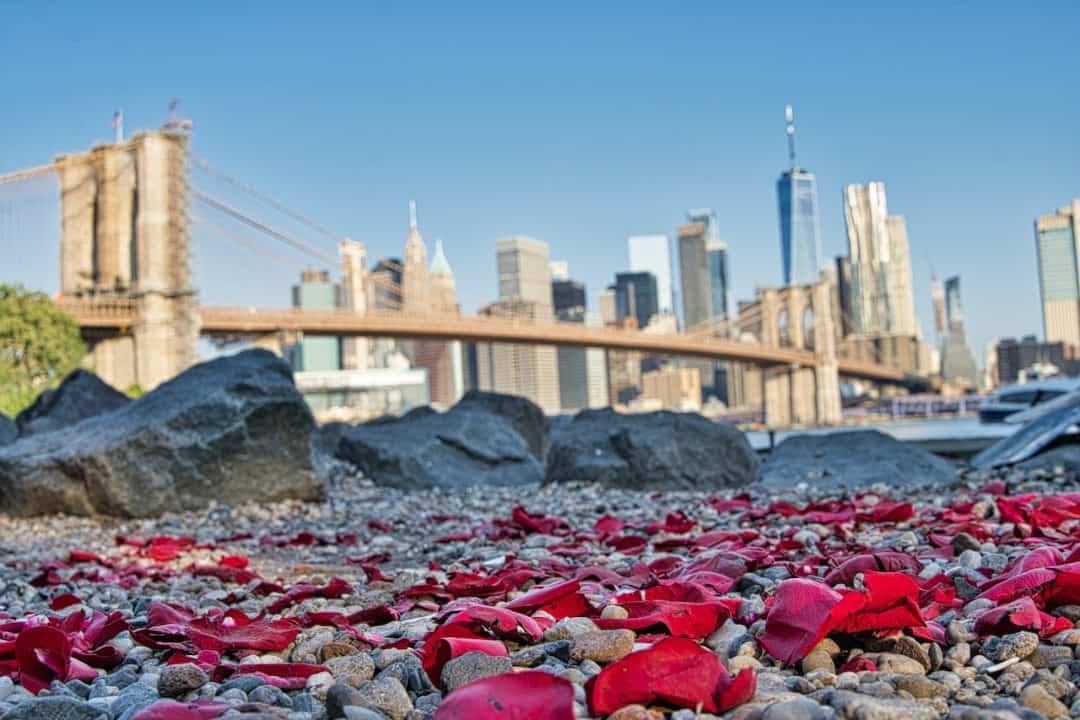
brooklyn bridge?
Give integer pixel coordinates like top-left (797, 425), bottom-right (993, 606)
top-left (1, 129), bottom-right (926, 427)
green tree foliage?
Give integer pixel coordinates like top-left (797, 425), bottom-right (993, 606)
top-left (0, 284), bottom-right (86, 417)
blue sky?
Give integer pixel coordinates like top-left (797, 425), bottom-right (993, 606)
top-left (1, 1), bottom-right (1078, 365)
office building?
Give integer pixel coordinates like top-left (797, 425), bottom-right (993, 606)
top-left (288, 269), bottom-right (341, 374)
top-left (597, 288), bottom-right (617, 325)
top-left (641, 366), bottom-right (701, 411)
top-left (339, 239), bottom-right (369, 371)
top-left (835, 256), bottom-right (854, 337)
top-left (552, 274), bottom-right (589, 411)
top-left (414, 238), bottom-right (464, 406)
top-left (678, 221), bottom-right (711, 328)
top-left (930, 275), bottom-right (947, 342)
top-left (613, 271), bottom-right (659, 330)
top-left (627, 234), bottom-right (674, 315)
top-left (687, 209), bottom-right (728, 320)
top-left (996, 335), bottom-right (1071, 385)
top-left (549, 260), bottom-right (569, 282)
top-left (776, 106), bottom-right (822, 286)
top-left (843, 181), bottom-right (917, 337)
top-left (939, 276), bottom-right (978, 386)
top-left (1035, 200), bottom-right (1080, 347)
top-left (401, 201), bottom-right (428, 312)
top-left (475, 237), bottom-right (560, 413)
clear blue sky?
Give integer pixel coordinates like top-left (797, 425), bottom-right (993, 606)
top-left (2, 1), bottom-right (1078, 366)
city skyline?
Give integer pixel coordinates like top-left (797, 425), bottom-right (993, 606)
top-left (1, 3), bottom-right (1078, 368)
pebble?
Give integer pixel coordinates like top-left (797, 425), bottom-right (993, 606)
top-left (600, 604), bottom-right (629, 620)
top-left (543, 617), bottom-right (598, 641)
top-left (892, 675), bottom-right (947, 698)
top-left (607, 705), bottom-right (665, 720)
top-left (1028, 644), bottom-right (1073, 669)
top-left (763, 698), bottom-right (834, 720)
top-left (157, 663), bottom-right (209, 698)
top-left (983, 632), bottom-right (1039, 663)
top-left (439, 652), bottom-right (512, 694)
top-left (325, 654), bottom-right (376, 685)
top-left (570, 629), bottom-right (635, 663)
top-left (1019, 684), bottom-right (1070, 717)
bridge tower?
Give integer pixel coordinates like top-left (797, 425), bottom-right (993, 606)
top-left (54, 130), bottom-right (198, 390)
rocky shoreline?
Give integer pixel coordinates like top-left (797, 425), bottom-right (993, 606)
top-left (1, 352), bottom-right (1080, 719)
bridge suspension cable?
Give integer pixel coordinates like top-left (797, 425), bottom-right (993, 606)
top-left (190, 214), bottom-right (310, 272)
top-left (191, 189), bottom-right (339, 267)
top-left (0, 164), bottom-right (55, 186)
top-left (190, 156), bottom-right (344, 242)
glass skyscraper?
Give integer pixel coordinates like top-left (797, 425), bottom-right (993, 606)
top-left (1035, 200), bottom-right (1080, 347)
top-left (687, 209), bottom-right (728, 320)
top-left (777, 169), bottom-right (822, 286)
top-left (627, 234), bottom-right (673, 316)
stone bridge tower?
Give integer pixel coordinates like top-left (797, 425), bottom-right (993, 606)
top-left (730, 278), bottom-right (842, 426)
top-left (55, 131), bottom-right (198, 390)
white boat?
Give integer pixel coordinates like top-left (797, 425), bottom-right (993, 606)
top-left (978, 377), bottom-right (1080, 424)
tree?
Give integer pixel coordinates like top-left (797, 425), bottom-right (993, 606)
top-left (0, 284), bottom-right (86, 417)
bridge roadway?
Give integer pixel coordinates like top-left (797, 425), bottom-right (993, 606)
top-left (60, 299), bottom-right (909, 383)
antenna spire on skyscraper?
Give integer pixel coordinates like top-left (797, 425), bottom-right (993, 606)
top-left (408, 200), bottom-right (418, 230)
top-left (785, 104), bottom-right (796, 169)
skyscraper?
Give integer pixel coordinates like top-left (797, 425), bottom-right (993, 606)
top-left (414, 238), bottom-right (464, 406)
top-left (552, 274), bottom-right (589, 411)
top-left (677, 221), bottom-right (711, 328)
top-left (475, 237), bottom-right (560, 413)
top-left (613, 271), bottom-right (659, 329)
top-left (288, 269), bottom-right (342, 377)
top-left (627, 234), bottom-right (673, 315)
top-left (843, 181), bottom-right (917, 337)
top-left (776, 105), bottom-right (822, 286)
top-left (688, 209), bottom-right (729, 320)
top-left (401, 201), bottom-right (428, 313)
top-left (930, 274), bottom-right (947, 341)
top-left (1034, 200), bottom-right (1080, 347)
top-left (339, 239), bottom-right (368, 371)
top-left (940, 276), bottom-right (977, 385)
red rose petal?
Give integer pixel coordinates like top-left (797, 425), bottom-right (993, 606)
top-left (434, 670), bottom-right (575, 719)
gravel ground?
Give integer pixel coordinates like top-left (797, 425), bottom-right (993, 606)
top-left (0, 461), bottom-right (1078, 719)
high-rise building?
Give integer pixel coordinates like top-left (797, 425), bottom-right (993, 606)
top-left (475, 237), bottom-right (560, 413)
top-left (415, 237), bottom-right (464, 406)
top-left (288, 269), bottom-right (341, 373)
top-left (597, 288), bottom-right (617, 325)
top-left (687, 209), bottom-right (728, 320)
top-left (613, 271), bottom-right (658, 330)
top-left (627, 234), bottom-right (674, 315)
top-left (996, 335), bottom-right (1070, 385)
top-left (930, 274), bottom-right (947, 342)
top-left (835, 256), bottom-right (854, 337)
top-left (1035, 200), bottom-right (1080, 347)
top-left (843, 181), bottom-right (917, 337)
top-left (776, 106), bottom-right (822, 286)
top-left (549, 260), bottom-right (570, 282)
top-left (939, 275), bottom-right (978, 385)
top-left (401, 201), bottom-right (428, 313)
top-left (339, 239), bottom-right (369, 371)
top-left (677, 221), bottom-right (711, 329)
top-left (552, 274), bottom-right (589, 411)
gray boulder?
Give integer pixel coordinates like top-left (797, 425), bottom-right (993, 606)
top-left (757, 429), bottom-right (956, 491)
top-left (0, 415), bottom-right (14, 447)
top-left (15, 369), bottom-right (130, 437)
top-left (455, 390), bottom-right (549, 460)
top-left (0, 349), bottom-right (322, 517)
top-left (335, 397), bottom-right (543, 488)
top-left (544, 408), bottom-right (758, 490)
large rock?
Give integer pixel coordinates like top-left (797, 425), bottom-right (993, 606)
top-left (0, 415), bottom-right (14, 447)
top-left (454, 391), bottom-right (549, 460)
top-left (15, 369), bottom-right (130, 436)
top-left (544, 408), bottom-right (758, 490)
top-left (335, 397), bottom-right (543, 488)
top-left (757, 429), bottom-right (955, 491)
top-left (0, 349), bottom-right (322, 517)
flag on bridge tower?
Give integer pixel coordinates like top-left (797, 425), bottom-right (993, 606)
top-left (111, 110), bottom-right (123, 143)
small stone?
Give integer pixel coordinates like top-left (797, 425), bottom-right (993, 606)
top-left (866, 653), bottom-right (926, 675)
top-left (728, 656), bottom-right (763, 671)
top-left (440, 652), bottom-right (513, 694)
top-left (892, 675), bottom-right (947, 698)
top-left (1019, 684), bottom-right (1069, 717)
top-left (326, 654), bottom-right (376, 685)
top-left (1029, 644), bottom-right (1074, 669)
top-left (509, 640), bottom-right (571, 667)
top-left (801, 650), bottom-right (835, 675)
top-left (352, 676), bottom-right (412, 720)
top-left (343, 708), bottom-right (389, 720)
top-left (249, 684), bottom-right (292, 708)
top-left (570, 629), bottom-right (635, 663)
top-left (0, 696), bottom-right (108, 720)
top-left (600, 605), bottom-right (629, 620)
top-left (321, 642), bottom-right (360, 661)
top-left (762, 698), bottom-right (833, 720)
top-left (157, 663), bottom-right (209, 698)
top-left (958, 550), bottom-right (982, 569)
top-left (326, 683), bottom-right (364, 719)
top-left (983, 632), bottom-right (1039, 663)
top-left (945, 642), bottom-right (971, 669)
top-left (947, 621), bottom-right (977, 644)
top-left (543, 617), bottom-right (598, 642)
top-left (607, 705), bottom-right (665, 720)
